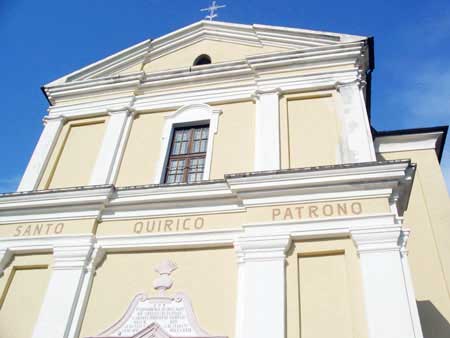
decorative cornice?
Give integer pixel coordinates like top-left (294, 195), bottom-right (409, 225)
top-left (46, 20), bottom-right (366, 87)
top-left (0, 161), bottom-right (415, 224)
top-left (374, 132), bottom-right (444, 154)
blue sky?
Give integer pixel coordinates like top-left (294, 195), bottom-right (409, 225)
top-left (0, 0), bottom-right (449, 193)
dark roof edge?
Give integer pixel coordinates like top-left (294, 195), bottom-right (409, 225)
top-left (373, 125), bottom-right (449, 162)
top-left (365, 36), bottom-right (375, 121)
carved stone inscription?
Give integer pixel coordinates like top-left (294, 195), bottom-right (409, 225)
top-left (133, 217), bottom-right (205, 234)
top-left (118, 298), bottom-right (194, 336)
top-left (272, 201), bottom-right (363, 221)
top-left (97, 294), bottom-right (211, 338)
top-left (13, 222), bottom-right (64, 236)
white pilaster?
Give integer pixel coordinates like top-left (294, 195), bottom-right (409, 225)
top-left (0, 248), bottom-right (13, 277)
top-left (336, 81), bottom-right (376, 163)
top-left (234, 235), bottom-right (291, 338)
top-left (32, 237), bottom-right (94, 338)
top-left (254, 89), bottom-right (281, 171)
top-left (68, 246), bottom-right (106, 338)
top-left (89, 109), bottom-right (133, 185)
top-left (351, 225), bottom-right (423, 338)
top-left (17, 115), bottom-right (65, 192)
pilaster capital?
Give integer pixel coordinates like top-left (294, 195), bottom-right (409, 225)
top-left (87, 246), bottom-right (106, 273)
top-left (53, 240), bottom-right (95, 271)
top-left (252, 88), bottom-right (282, 100)
top-left (351, 225), bottom-right (404, 255)
top-left (336, 78), bottom-right (366, 92)
top-left (234, 234), bottom-right (291, 263)
top-left (107, 107), bottom-right (135, 117)
top-left (0, 248), bottom-right (13, 277)
top-left (42, 115), bottom-right (66, 125)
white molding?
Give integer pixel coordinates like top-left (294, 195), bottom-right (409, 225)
top-left (0, 248), bottom-right (13, 277)
top-left (253, 89), bottom-right (281, 171)
top-left (89, 109), bottom-right (133, 185)
top-left (336, 80), bottom-right (376, 163)
top-left (17, 116), bottom-right (65, 192)
top-left (153, 103), bottom-right (222, 184)
top-left (46, 20), bottom-right (366, 86)
top-left (31, 236), bottom-right (95, 338)
top-left (234, 234), bottom-right (290, 338)
top-left (97, 228), bottom-right (241, 252)
top-left (0, 161), bottom-right (416, 224)
top-left (351, 226), bottom-right (423, 338)
top-left (68, 245), bottom-right (106, 338)
top-left (43, 41), bottom-right (366, 120)
top-left (374, 132), bottom-right (443, 154)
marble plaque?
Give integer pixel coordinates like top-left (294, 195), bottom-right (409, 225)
top-left (88, 293), bottom-right (223, 338)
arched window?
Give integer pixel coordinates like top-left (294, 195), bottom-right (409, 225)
top-left (193, 54), bottom-right (212, 66)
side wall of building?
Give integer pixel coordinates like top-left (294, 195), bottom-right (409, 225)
top-left (378, 149), bottom-right (450, 338)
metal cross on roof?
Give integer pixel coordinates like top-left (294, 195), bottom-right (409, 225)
top-left (201, 1), bottom-right (226, 21)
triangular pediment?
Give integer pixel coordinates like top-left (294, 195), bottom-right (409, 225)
top-left (48, 20), bottom-right (367, 85)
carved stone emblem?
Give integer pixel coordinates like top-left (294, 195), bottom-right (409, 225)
top-left (86, 260), bottom-right (226, 338)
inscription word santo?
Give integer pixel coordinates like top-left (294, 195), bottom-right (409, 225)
top-left (272, 201), bottom-right (363, 221)
top-left (134, 217), bottom-right (205, 234)
top-left (14, 222), bottom-right (64, 237)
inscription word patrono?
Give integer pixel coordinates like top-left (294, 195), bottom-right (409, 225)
top-left (272, 201), bottom-right (363, 221)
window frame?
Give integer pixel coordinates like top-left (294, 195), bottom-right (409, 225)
top-left (154, 104), bottom-right (222, 184)
top-left (164, 125), bottom-right (209, 184)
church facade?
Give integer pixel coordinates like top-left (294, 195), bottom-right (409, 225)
top-left (0, 20), bottom-right (449, 338)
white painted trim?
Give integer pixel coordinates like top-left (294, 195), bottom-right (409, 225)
top-left (31, 236), bottom-right (95, 338)
top-left (351, 226), bottom-right (423, 338)
top-left (374, 132), bottom-right (443, 154)
top-left (0, 248), bottom-right (13, 277)
top-left (89, 109), bottom-right (132, 185)
top-left (97, 229), bottom-right (241, 252)
top-left (0, 161), bottom-right (415, 225)
top-left (109, 111), bottom-right (135, 185)
top-left (68, 245), bottom-right (106, 338)
top-left (253, 89), bottom-right (281, 171)
top-left (17, 116), bottom-right (65, 192)
top-left (336, 80), bottom-right (376, 163)
top-left (46, 20), bottom-right (366, 85)
top-left (234, 234), bottom-right (291, 338)
top-left (153, 103), bottom-right (222, 184)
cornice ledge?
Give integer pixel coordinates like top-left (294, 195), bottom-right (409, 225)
top-left (0, 185), bottom-right (114, 211)
top-left (226, 160), bottom-right (412, 191)
top-left (374, 132), bottom-right (444, 154)
top-left (0, 234), bottom-right (95, 254)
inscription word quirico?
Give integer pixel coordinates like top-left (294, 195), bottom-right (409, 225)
top-left (272, 201), bottom-right (363, 221)
top-left (14, 222), bottom-right (64, 237)
top-left (134, 217), bottom-right (205, 234)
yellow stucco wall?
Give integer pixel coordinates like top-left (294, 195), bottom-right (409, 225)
top-left (143, 39), bottom-right (286, 73)
top-left (39, 117), bottom-right (107, 189)
top-left (281, 92), bottom-right (341, 169)
top-left (209, 101), bottom-right (255, 179)
top-left (378, 149), bottom-right (450, 338)
top-left (286, 238), bottom-right (367, 338)
top-left (114, 101), bottom-right (254, 186)
top-left (115, 111), bottom-right (166, 187)
top-left (78, 247), bottom-right (237, 338)
top-left (0, 254), bottom-right (52, 338)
